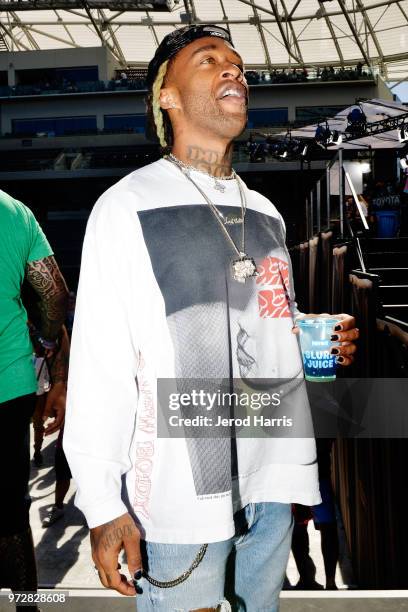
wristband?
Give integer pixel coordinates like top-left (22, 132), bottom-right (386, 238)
top-left (38, 336), bottom-right (58, 351)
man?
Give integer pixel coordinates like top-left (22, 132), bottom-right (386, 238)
top-left (64, 25), bottom-right (359, 611)
top-left (39, 322), bottom-right (72, 527)
top-left (291, 439), bottom-right (339, 590)
top-left (0, 189), bottom-right (68, 606)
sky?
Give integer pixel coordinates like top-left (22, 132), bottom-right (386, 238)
top-left (388, 81), bottom-right (408, 104)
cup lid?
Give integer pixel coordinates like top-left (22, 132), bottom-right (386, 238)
top-left (297, 317), bottom-right (340, 327)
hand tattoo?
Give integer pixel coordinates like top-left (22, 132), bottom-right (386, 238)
top-left (26, 256), bottom-right (68, 341)
top-left (93, 518), bottom-right (136, 554)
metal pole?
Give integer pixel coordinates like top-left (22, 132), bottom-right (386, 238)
top-left (317, 181), bottom-right (321, 233)
top-left (326, 165), bottom-right (331, 228)
top-left (305, 195), bottom-right (310, 240)
top-left (345, 170), bottom-right (369, 230)
top-left (310, 189), bottom-right (314, 237)
top-left (338, 148), bottom-right (344, 239)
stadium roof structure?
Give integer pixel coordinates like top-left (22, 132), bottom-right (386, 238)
top-left (0, 0), bottom-right (407, 80)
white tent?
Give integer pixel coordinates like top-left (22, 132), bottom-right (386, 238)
top-left (276, 98), bottom-right (408, 148)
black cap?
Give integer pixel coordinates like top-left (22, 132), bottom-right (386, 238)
top-left (146, 24), bottom-right (233, 89)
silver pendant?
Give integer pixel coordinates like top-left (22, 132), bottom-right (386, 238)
top-left (224, 213), bottom-right (243, 225)
top-left (214, 179), bottom-right (226, 193)
top-left (231, 255), bottom-right (258, 283)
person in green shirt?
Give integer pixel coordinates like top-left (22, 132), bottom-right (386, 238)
top-left (0, 189), bottom-right (68, 609)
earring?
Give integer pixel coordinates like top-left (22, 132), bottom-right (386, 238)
top-left (170, 102), bottom-right (177, 109)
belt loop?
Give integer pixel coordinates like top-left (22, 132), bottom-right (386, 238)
top-left (246, 502), bottom-right (256, 528)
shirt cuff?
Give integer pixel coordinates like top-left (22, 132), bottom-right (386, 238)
top-left (82, 497), bottom-right (129, 529)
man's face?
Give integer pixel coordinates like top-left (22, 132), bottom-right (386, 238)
top-left (164, 36), bottom-right (248, 141)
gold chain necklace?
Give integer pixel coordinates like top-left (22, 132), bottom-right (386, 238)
top-left (167, 156), bottom-right (258, 283)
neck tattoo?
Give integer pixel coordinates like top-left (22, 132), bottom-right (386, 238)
top-left (166, 155), bottom-right (258, 283)
top-left (167, 151), bottom-right (234, 193)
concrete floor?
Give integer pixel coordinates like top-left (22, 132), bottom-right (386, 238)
top-left (4, 428), bottom-right (405, 611)
top-left (28, 430), bottom-right (99, 590)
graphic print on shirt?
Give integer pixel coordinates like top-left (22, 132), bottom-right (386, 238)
top-left (132, 354), bottom-right (155, 520)
top-left (138, 204), bottom-right (289, 497)
top-left (256, 256), bottom-right (291, 319)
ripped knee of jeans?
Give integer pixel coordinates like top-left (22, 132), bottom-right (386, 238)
top-left (217, 601), bottom-right (232, 612)
top-left (191, 600), bottom-right (232, 612)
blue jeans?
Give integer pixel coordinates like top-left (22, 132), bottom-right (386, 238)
top-left (136, 502), bottom-right (293, 612)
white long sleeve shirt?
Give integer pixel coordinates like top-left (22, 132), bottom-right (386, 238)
top-left (64, 158), bottom-right (320, 544)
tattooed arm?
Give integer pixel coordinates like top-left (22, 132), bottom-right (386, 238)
top-left (43, 325), bottom-right (70, 436)
top-left (91, 513), bottom-right (142, 596)
top-left (50, 324), bottom-right (70, 385)
top-left (26, 255), bottom-right (69, 342)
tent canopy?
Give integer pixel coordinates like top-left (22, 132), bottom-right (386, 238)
top-left (0, 1), bottom-right (407, 80)
top-left (276, 98), bottom-right (408, 148)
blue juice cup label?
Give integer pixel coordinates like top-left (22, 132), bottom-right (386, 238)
top-left (297, 318), bottom-right (340, 382)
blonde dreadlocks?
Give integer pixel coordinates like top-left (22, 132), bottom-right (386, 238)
top-left (151, 59), bottom-right (170, 149)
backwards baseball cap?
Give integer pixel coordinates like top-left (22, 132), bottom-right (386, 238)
top-left (146, 24), bottom-right (234, 89)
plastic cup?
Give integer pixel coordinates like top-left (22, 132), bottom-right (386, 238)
top-left (297, 317), bottom-right (340, 382)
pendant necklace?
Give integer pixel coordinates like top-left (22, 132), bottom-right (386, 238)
top-left (166, 155), bottom-right (258, 284)
top-left (166, 152), bottom-right (234, 194)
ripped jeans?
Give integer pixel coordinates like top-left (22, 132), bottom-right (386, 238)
top-left (136, 502), bottom-right (293, 612)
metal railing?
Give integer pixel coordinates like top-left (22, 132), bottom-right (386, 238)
top-left (305, 148), bottom-right (370, 271)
